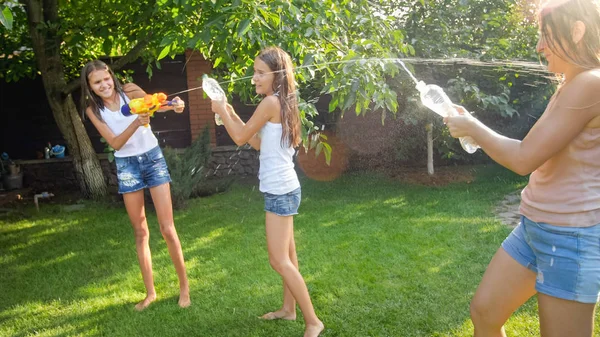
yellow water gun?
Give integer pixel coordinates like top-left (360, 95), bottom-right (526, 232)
top-left (120, 93), bottom-right (173, 127)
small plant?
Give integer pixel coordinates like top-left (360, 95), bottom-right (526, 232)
top-left (163, 126), bottom-right (212, 209)
top-left (0, 152), bottom-right (18, 175)
top-left (100, 137), bottom-right (115, 163)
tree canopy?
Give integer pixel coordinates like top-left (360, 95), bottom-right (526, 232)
top-left (0, 0), bottom-right (543, 197)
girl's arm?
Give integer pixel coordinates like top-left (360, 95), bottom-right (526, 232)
top-left (85, 107), bottom-right (149, 151)
top-left (122, 83), bottom-right (146, 99)
top-left (446, 71), bottom-right (600, 175)
top-left (213, 95), bottom-right (280, 150)
top-left (222, 104), bottom-right (261, 150)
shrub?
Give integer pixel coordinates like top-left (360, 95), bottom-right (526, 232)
top-left (163, 126), bottom-right (212, 209)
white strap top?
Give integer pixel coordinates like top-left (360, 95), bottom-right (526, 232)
top-left (99, 95), bottom-right (158, 157)
top-left (258, 122), bottom-right (300, 194)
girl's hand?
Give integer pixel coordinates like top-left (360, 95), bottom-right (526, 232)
top-left (172, 96), bottom-right (185, 113)
top-left (211, 99), bottom-right (227, 116)
top-left (444, 105), bottom-right (476, 138)
top-left (137, 113), bottom-right (151, 126)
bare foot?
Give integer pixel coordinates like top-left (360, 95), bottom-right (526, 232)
top-left (304, 321), bottom-right (324, 337)
top-left (134, 293), bottom-right (156, 311)
top-left (259, 309), bottom-right (296, 321)
top-left (178, 291), bottom-right (191, 308)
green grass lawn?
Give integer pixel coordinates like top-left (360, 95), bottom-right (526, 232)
top-left (1, 164), bottom-right (596, 336)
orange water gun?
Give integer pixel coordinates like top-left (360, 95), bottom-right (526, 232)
top-left (120, 93), bottom-right (174, 127)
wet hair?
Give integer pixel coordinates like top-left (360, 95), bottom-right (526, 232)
top-left (539, 0), bottom-right (600, 69)
top-left (80, 60), bottom-right (127, 122)
top-left (257, 47), bottom-right (301, 148)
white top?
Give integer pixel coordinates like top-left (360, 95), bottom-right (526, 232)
top-left (258, 122), bottom-right (300, 194)
top-left (99, 95), bottom-right (158, 157)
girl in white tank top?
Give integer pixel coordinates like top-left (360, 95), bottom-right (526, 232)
top-left (210, 47), bottom-right (324, 336)
top-left (81, 60), bottom-right (190, 311)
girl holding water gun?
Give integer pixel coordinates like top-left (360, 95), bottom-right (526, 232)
top-left (211, 47), bottom-right (324, 337)
top-left (81, 60), bottom-right (190, 311)
top-left (445, 0), bottom-right (600, 335)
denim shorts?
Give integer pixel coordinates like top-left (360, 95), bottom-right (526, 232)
top-left (502, 216), bottom-right (600, 303)
top-left (263, 187), bottom-right (301, 216)
top-left (114, 146), bottom-right (172, 194)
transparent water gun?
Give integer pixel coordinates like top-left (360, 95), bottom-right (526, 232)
top-left (202, 74), bottom-right (226, 126)
top-left (416, 81), bottom-right (480, 154)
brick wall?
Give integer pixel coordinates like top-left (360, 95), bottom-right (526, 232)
top-left (184, 50), bottom-right (216, 145)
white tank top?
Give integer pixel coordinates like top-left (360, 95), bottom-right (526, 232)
top-left (99, 94), bottom-right (158, 157)
top-left (258, 122), bottom-right (300, 194)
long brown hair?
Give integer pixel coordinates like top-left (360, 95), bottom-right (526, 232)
top-left (540, 0), bottom-right (600, 69)
top-left (80, 60), bottom-right (127, 122)
top-left (257, 47), bottom-right (301, 148)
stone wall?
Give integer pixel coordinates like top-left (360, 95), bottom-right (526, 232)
top-left (13, 156), bottom-right (117, 192)
top-left (206, 146), bottom-right (259, 178)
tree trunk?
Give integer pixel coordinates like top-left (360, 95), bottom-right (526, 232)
top-left (22, 0), bottom-right (107, 198)
top-left (426, 123), bottom-right (434, 176)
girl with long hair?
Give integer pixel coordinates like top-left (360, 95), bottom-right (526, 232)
top-left (445, 0), bottom-right (600, 335)
top-left (211, 47), bottom-right (324, 337)
top-left (81, 60), bottom-right (190, 311)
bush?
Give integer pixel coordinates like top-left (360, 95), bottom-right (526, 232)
top-left (163, 126), bottom-right (212, 209)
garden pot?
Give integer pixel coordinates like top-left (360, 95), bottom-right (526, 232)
top-left (8, 164), bottom-right (20, 175)
top-left (3, 173), bottom-right (23, 190)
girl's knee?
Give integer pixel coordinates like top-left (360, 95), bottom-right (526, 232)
top-left (133, 224), bottom-right (149, 240)
top-left (269, 257), bottom-right (293, 273)
top-left (159, 223), bottom-right (176, 240)
top-left (470, 296), bottom-right (503, 329)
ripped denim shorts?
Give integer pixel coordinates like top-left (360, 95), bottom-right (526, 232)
top-left (114, 146), bottom-right (171, 194)
top-left (263, 187), bottom-right (301, 217)
top-left (502, 215), bottom-right (600, 303)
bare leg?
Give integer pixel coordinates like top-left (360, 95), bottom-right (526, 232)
top-left (264, 212), bottom-right (324, 337)
top-left (470, 248), bottom-right (537, 337)
top-left (538, 294), bottom-right (596, 337)
top-left (261, 234), bottom-right (298, 320)
top-left (149, 183), bottom-right (190, 308)
top-left (123, 190), bottom-right (156, 311)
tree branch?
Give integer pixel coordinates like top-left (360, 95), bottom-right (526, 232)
top-left (110, 31), bottom-right (153, 72)
top-left (63, 31), bottom-right (153, 95)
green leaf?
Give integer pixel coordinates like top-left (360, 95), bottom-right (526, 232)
top-left (328, 97), bottom-right (339, 112)
top-left (322, 142), bottom-right (332, 166)
top-left (213, 56), bottom-right (223, 68)
top-left (0, 5), bottom-right (13, 30)
top-left (315, 142), bottom-right (323, 157)
top-left (199, 29), bottom-right (211, 44)
top-left (158, 45), bottom-right (171, 60)
top-left (237, 19), bottom-right (251, 37)
top-left (102, 38), bottom-right (112, 56)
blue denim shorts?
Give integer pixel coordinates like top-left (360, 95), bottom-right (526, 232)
top-left (114, 146), bottom-right (172, 194)
top-left (502, 216), bottom-right (600, 303)
top-left (263, 187), bottom-right (301, 216)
